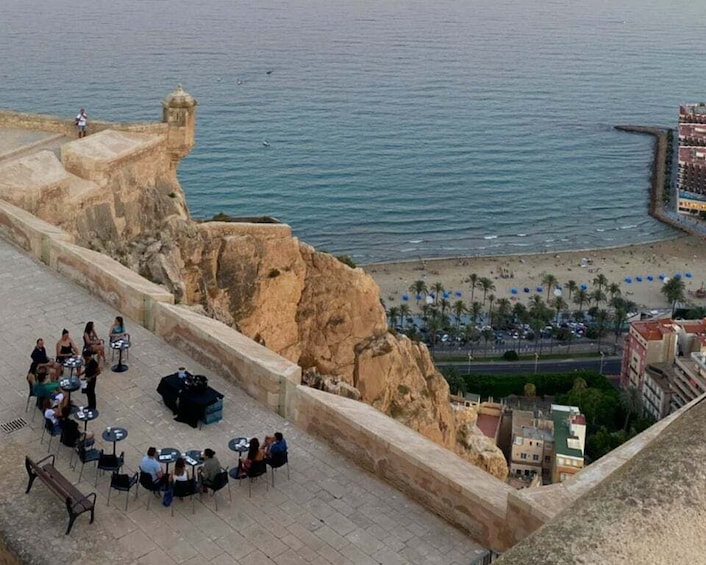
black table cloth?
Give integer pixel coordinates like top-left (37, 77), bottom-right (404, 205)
top-left (157, 373), bottom-right (223, 428)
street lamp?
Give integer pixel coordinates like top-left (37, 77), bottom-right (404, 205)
top-left (599, 351), bottom-right (605, 375)
top-left (534, 352), bottom-right (539, 374)
top-left (467, 353), bottom-right (473, 375)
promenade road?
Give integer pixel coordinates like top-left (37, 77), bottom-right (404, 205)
top-left (0, 236), bottom-right (484, 565)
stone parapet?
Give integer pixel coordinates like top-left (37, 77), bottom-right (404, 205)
top-left (293, 386), bottom-right (518, 552)
top-left (153, 303), bottom-right (301, 415)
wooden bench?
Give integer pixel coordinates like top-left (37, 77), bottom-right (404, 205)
top-left (25, 454), bottom-right (96, 535)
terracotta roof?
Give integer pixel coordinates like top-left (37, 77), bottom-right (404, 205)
top-left (477, 413), bottom-right (500, 439)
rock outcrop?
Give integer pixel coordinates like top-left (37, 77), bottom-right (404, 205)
top-left (0, 124), bottom-right (507, 478)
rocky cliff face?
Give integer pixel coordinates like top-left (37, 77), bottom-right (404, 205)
top-left (4, 129), bottom-right (507, 479)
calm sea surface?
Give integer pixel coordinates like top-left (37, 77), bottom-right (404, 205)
top-left (2, 0), bottom-right (706, 263)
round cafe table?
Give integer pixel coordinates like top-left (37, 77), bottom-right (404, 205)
top-left (62, 356), bottom-right (83, 378)
top-left (59, 375), bottom-right (81, 412)
top-left (157, 447), bottom-right (181, 473)
top-left (102, 427), bottom-right (128, 455)
top-left (74, 407), bottom-right (99, 432)
top-left (228, 437), bottom-right (249, 479)
top-left (183, 449), bottom-right (204, 480)
top-left (110, 339), bottom-right (130, 373)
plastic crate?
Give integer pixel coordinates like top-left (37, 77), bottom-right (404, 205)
top-left (205, 400), bottom-right (223, 414)
top-left (202, 410), bottom-right (222, 425)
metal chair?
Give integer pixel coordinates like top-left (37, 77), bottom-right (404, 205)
top-left (267, 450), bottom-right (290, 487)
top-left (138, 471), bottom-right (164, 509)
top-left (95, 450), bottom-right (124, 486)
top-left (40, 417), bottom-right (62, 455)
top-left (172, 479), bottom-right (197, 516)
top-left (201, 467), bottom-right (231, 510)
top-left (71, 439), bottom-right (101, 482)
top-left (235, 460), bottom-right (269, 497)
top-left (108, 471), bottom-right (139, 511)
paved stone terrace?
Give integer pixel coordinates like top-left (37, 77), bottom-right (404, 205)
top-left (0, 236), bottom-right (485, 565)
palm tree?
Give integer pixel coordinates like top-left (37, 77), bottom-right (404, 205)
top-left (477, 277), bottom-right (496, 307)
top-left (607, 283), bottom-right (621, 301)
top-left (662, 277), bottom-right (686, 316)
top-left (528, 295), bottom-right (546, 321)
top-left (487, 294), bottom-right (496, 327)
top-left (496, 298), bottom-right (512, 328)
top-left (408, 280), bottom-right (428, 307)
top-left (387, 306), bottom-right (400, 328)
top-left (470, 301), bottom-right (483, 325)
top-left (590, 288), bottom-right (606, 307)
top-left (468, 273), bottom-right (479, 304)
top-left (593, 273), bottom-right (608, 293)
top-left (398, 304), bottom-right (411, 328)
top-left (573, 288), bottom-right (589, 313)
top-left (430, 282), bottom-right (445, 306)
top-left (452, 300), bottom-right (467, 328)
top-left (566, 280), bottom-right (578, 302)
top-left (481, 328), bottom-right (495, 356)
top-left (439, 298), bottom-right (451, 317)
top-left (620, 386), bottom-right (643, 431)
top-left (421, 303), bottom-right (434, 324)
top-left (552, 296), bottom-right (567, 325)
top-left (594, 309), bottom-right (611, 351)
top-left (542, 273), bottom-right (559, 302)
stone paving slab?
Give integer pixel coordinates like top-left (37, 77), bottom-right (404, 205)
top-left (0, 235), bottom-right (487, 564)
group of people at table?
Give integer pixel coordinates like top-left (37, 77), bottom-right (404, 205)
top-left (26, 317), bottom-right (129, 436)
top-left (139, 433), bottom-right (288, 498)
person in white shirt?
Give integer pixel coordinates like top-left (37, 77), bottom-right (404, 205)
top-left (75, 108), bottom-right (88, 138)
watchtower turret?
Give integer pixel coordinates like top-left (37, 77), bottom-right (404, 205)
top-left (162, 85), bottom-right (197, 162)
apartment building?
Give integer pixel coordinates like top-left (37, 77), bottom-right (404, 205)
top-left (509, 410), bottom-right (554, 480)
top-left (551, 405), bottom-right (586, 483)
top-left (677, 104), bottom-right (706, 214)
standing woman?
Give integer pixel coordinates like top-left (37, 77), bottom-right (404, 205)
top-left (80, 349), bottom-right (101, 409)
top-left (83, 321), bottom-right (106, 365)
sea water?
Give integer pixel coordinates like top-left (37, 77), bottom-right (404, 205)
top-left (2, 0), bottom-right (705, 263)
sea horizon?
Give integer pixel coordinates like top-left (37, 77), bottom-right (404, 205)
top-left (2, 0), bottom-right (706, 262)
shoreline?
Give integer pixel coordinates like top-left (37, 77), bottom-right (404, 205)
top-left (363, 235), bottom-right (706, 312)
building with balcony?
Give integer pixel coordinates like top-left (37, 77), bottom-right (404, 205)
top-left (642, 363), bottom-right (672, 420)
top-left (677, 104), bottom-right (706, 214)
top-left (679, 103), bottom-right (706, 124)
top-left (509, 410), bottom-right (554, 481)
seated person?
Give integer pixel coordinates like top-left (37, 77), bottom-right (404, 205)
top-left (60, 407), bottom-right (93, 447)
top-left (109, 316), bottom-right (129, 342)
top-left (172, 457), bottom-right (189, 482)
top-left (235, 438), bottom-right (266, 478)
top-left (83, 321), bottom-right (106, 364)
top-left (55, 329), bottom-right (79, 364)
top-left (27, 338), bottom-right (61, 383)
top-left (198, 448), bottom-right (221, 492)
top-left (264, 432), bottom-right (288, 458)
top-left (42, 398), bottom-right (64, 433)
top-left (33, 368), bottom-right (60, 400)
top-left (140, 447), bottom-right (169, 491)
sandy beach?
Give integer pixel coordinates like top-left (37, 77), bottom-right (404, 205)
top-left (364, 235), bottom-right (706, 314)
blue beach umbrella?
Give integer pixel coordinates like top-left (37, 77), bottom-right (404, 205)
top-left (443, 291), bottom-right (450, 299)
top-left (636, 276), bottom-right (643, 282)
top-left (402, 294), bottom-right (409, 302)
top-left (580, 283), bottom-right (588, 291)
top-left (675, 273), bottom-right (682, 280)
top-left (416, 293), bottom-right (422, 301)
top-left (647, 275), bottom-right (654, 281)
top-left (523, 287), bottom-right (530, 293)
top-left (685, 272), bottom-right (692, 278)
top-left (455, 290), bottom-right (463, 297)
top-left (624, 277), bottom-right (632, 284)
top-left (536, 286), bottom-right (543, 293)
top-left (659, 274), bottom-right (666, 281)
top-left (555, 285), bottom-right (562, 290)
top-left (430, 292), bottom-right (436, 300)
top-left (511, 288), bottom-right (518, 295)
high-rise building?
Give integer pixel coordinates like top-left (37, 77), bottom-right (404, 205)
top-left (677, 104), bottom-right (706, 215)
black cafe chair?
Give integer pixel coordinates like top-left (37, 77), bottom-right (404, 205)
top-left (267, 450), bottom-right (290, 487)
top-left (108, 471), bottom-right (139, 511)
top-left (201, 467), bottom-right (231, 510)
top-left (139, 471), bottom-right (164, 509)
top-left (172, 479), bottom-right (197, 516)
top-left (95, 450), bottom-right (124, 486)
top-left (71, 439), bottom-right (101, 483)
top-left (41, 418), bottom-right (63, 456)
top-left (235, 460), bottom-right (268, 497)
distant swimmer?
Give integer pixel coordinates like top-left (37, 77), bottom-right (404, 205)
top-left (237, 79), bottom-right (243, 85)
top-left (262, 140), bottom-right (270, 147)
top-left (266, 70), bottom-right (273, 75)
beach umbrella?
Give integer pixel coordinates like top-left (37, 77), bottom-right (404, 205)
top-left (674, 273), bottom-right (682, 279)
top-left (511, 288), bottom-right (518, 295)
top-left (402, 294), bottom-right (409, 302)
top-left (523, 287), bottom-right (530, 293)
top-left (624, 277), bottom-right (632, 284)
top-left (636, 276), bottom-right (643, 282)
top-left (425, 296), bottom-right (434, 305)
top-left (555, 285), bottom-right (562, 290)
top-left (442, 291), bottom-right (450, 299)
top-left (455, 290), bottom-right (463, 297)
top-left (659, 274), bottom-right (666, 281)
top-left (580, 283), bottom-right (588, 291)
top-left (429, 292), bottom-right (436, 300)
top-left (685, 272), bottom-right (692, 278)
top-left (536, 286), bottom-right (543, 293)
top-left (647, 275), bottom-right (654, 281)
top-left (416, 293), bottom-right (422, 301)
top-left (553, 288), bottom-right (562, 297)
